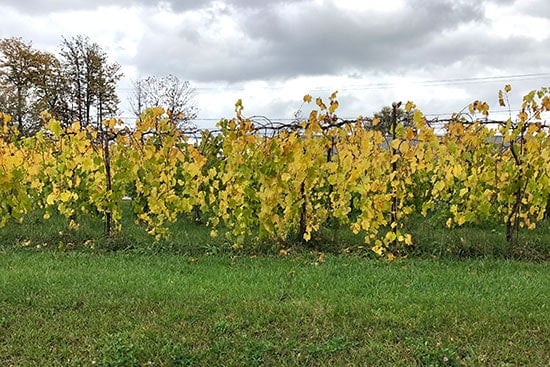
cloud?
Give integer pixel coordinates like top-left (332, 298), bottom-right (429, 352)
top-left (0, 0), bottom-right (204, 14)
top-left (130, 0), bottom-right (501, 83)
top-left (5, 0), bottom-right (548, 86)
top-left (515, 0), bottom-right (550, 20)
top-left (1, 0), bottom-right (548, 122)
top-left (236, 0), bottom-right (488, 75)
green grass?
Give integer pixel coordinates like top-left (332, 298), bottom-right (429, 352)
top-left (0, 206), bottom-right (548, 364)
top-left (1, 252), bottom-right (549, 366)
top-left (0, 205), bottom-right (225, 256)
top-left (406, 212), bottom-right (550, 261)
top-left (1, 203), bottom-right (549, 260)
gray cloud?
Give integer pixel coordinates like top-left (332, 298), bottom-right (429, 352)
top-left (0, 0), bottom-right (203, 14)
top-left (2, 0), bottom-right (548, 120)
top-left (237, 0), bottom-right (489, 74)
top-left (516, 0), bottom-right (550, 20)
top-left (134, 0), bottom-right (514, 83)
top-left (0, 0), bottom-right (307, 14)
top-left (4, 0), bottom-right (548, 85)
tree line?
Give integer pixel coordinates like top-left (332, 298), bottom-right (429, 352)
top-left (0, 36), bottom-right (196, 136)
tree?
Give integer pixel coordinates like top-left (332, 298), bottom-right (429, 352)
top-left (0, 37), bottom-right (56, 135)
top-left (60, 35), bottom-right (122, 129)
top-left (371, 105), bottom-right (414, 134)
top-left (32, 52), bottom-right (72, 125)
top-left (129, 74), bottom-right (197, 129)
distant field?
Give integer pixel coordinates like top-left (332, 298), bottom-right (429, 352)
top-left (1, 252), bottom-right (549, 366)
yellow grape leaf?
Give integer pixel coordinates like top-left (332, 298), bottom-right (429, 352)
top-left (303, 94), bottom-right (312, 103)
top-left (372, 241), bottom-right (384, 256)
top-left (330, 91), bottom-right (338, 100)
top-left (518, 110), bottom-right (528, 122)
top-left (504, 84), bottom-right (512, 93)
top-left (70, 121), bottom-right (80, 131)
top-left (481, 102), bottom-right (489, 116)
top-left (372, 117), bottom-right (380, 127)
top-left (81, 156), bottom-right (94, 171)
top-left (46, 193), bottom-right (56, 205)
top-left (59, 192), bottom-right (72, 202)
top-left (47, 119), bottom-right (62, 137)
top-left (498, 90), bottom-right (505, 107)
top-left (329, 100), bottom-right (339, 114)
top-left (351, 222), bottom-right (360, 234)
top-left (413, 110), bottom-right (424, 124)
top-left (455, 213), bottom-right (466, 226)
top-left (395, 123), bottom-right (405, 136)
top-left (69, 220), bottom-right (79, 230)
top-left (2, 112), bottom-right (12, 123)
top-left (390, 139), bottom-right (401, 150)
top-left (452, 164), bottom-right (463, 178)
top-left (30, 179), bottom-right (42, 190)
top-left (433, 180), bottom-right (445, 193)
top-left (316, 97), bottom-right (327, 110)
top-left (309, 110), bottom-right (318, 123)
top-left (303, 225), bottom-right (312, 241)
top-left (384, 231), bottom-right (397, 243)
top-left (450, 204), bottom-right (458, 214)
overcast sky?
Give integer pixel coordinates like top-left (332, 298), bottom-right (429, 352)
top-left (1, 0), bottom-right (549, 128)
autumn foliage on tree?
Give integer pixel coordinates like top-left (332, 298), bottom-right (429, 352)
top-left (0, 36), bottom-right (123, 134)
top-left (0, 37), bottom-right (61, 135)
top-left (0, 35), bottom-right (198, 136)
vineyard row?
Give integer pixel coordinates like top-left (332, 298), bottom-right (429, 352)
top-left (1, 87), bottom-right (549, 256)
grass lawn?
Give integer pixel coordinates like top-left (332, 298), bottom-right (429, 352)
top-left (1, 251), bottom-right (549, 366)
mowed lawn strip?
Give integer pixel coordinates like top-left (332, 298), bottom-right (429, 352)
top-left (1, 252), bottom-right (548, 366)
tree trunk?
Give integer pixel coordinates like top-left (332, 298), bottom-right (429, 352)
top-left (390, 102), bottom-right (400, 248)
top-left (299, 181), bottom-right (307, 244)
top-left (103, 130), bottom-right (112, 238)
